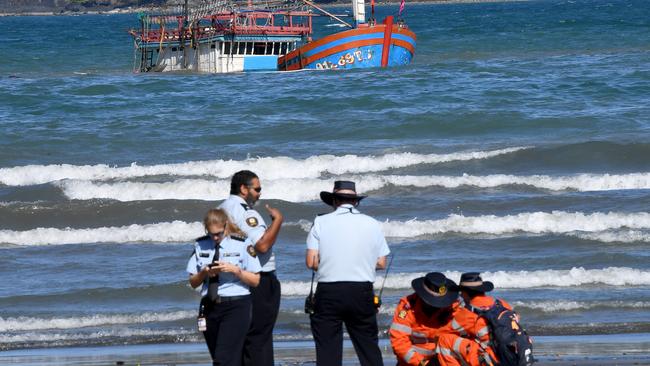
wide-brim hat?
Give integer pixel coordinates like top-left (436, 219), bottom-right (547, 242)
top-left (458, 272), bottom-right (494, 292)
top-left (411, 272), bottom-right (459, 308)
top-left (320, 180), bottom-right (367, 206)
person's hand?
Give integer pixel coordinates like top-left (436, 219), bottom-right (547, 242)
top-left (213, 261), bottom-right (242, 277)
top-left (203, 264), bottom-right (221, 277)
top-left (265, 204), bottom-right (283, 222)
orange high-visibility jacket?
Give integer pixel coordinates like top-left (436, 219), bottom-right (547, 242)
top-left (448, 295), bottom-right (514, 365)
top-left (389, 294), bottom-right (465, 366)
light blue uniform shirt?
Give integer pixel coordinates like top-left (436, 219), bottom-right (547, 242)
top-left (187, 235), bottom-right (262, 297)
top-left (219, 195), bottom-right (275, 272)
top-left (307, 204), bottom-right (390, 283)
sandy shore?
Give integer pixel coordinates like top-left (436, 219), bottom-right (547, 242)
top-left (2, 334), bottom-right (650, 365)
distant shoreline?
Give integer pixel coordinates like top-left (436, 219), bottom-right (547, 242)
top-left (0, 0), bottom-right (528, 17)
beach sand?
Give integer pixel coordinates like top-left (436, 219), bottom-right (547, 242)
top-left (2, 334), bottom-right (650, 366)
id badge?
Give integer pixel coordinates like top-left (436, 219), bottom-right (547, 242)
top-left (197, 317), bottom-right (207, 332)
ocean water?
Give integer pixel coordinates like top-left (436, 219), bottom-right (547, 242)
top-left (1, 0), bottom-right (650, 355)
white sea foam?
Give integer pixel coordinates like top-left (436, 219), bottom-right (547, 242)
top-left (381, 211), bottom-right (650, 237)
top-left (569, 230), bottom-right (650, 243)
top-left (0, 310), bottom-right (194, 332)
top-left (0, 147), bottom-right (526, 186)
top-left (0, 328), bottom-right (192, 343)
top-left (511, 300), bottom-right (650, 312)
top-left (3, 211), bottom-right (650, 245)
top-left (0, 221), bottom-right (203, 246)
top-left (280, 267), bottom-right (650, 296)
top-left (56, 172), bottom-right (650, 202)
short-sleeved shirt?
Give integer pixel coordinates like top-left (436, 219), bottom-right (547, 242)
top-left (186, 235), bottom-right (262, 297)
top-left (307, 204), bottom-right (390, 283)
top-left (219, 195), bottom-right (275, 272)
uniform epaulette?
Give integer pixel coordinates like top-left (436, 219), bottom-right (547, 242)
top-left (240, 203), bottom-right (250, 211)
top-left (317, 212), bottom-right (328, 216)
top-left (231, 234), bottom-right (246, 242)
top-left (195, 235), bottom-right (210, 241)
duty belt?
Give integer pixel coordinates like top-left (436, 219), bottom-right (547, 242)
top-left (210, 294), bottom-right (250, 304)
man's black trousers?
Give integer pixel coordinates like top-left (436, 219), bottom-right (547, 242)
top-left (310, 281), bottom-right (383, 366)
top-left (243, 271), bottom-right (281, 366)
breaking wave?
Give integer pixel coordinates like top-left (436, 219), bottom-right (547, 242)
top-left (56, 172), bottom-right (650, 202)
top-left (0, 147), bottom-right (526, 186)
top-left (3, 211), bottom-right (650, 245)
top-left (382, 211), bottom-right (650, 237)
top-left (0, 311), bottom-right (194, 332)
top-left (281, 267), bottom-right (650, 296)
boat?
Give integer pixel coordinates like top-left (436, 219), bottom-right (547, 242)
top-left (129, 0), bottom-right (313, 73)
top-left (278, 1), bottom-right (416, 70)
top-left (128, 0), bottom-right (415, 73)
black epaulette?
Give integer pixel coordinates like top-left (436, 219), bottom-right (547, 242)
top-left (240, 203), bottom-right (250, 211)
top-left (317, 212), bottom-right (328, 216)
top-left (231, 235), bottom-right (246, 242)
top-left (195, 235), bottom-right (210, 242)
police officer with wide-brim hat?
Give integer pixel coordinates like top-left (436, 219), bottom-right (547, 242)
top-left (411, 272), bottom-right (460, 308)
top-left (458, 272), bottom-right (494, 293)
top-left (307, 180), bottom-right (390, 366)
top-left (319, 180), bottom-right (367, 206)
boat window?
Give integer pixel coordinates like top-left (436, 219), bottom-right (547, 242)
top-left (254, 42), bottom-right (266, 55)
top-left (246, 42), bottom-right (253, 55)
top-left (280, 42), bottom-right (287, 55)
top-left (273, 43), bottom-right (280, 55)
top-left (224, 42), bottom-right (231, 54)
top-left (238, 42), bottom-right (246, 55)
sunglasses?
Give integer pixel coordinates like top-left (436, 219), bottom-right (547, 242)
top-left (248, 186), bottom-right (262, 193)
top-left (208, 231), bottom-right (225, 238)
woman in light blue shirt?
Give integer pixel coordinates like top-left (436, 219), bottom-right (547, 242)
top-left (187, 208), bottom-right (262, 366)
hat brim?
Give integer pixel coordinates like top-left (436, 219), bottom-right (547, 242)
top-left (320, 191), bottom-right (367, 206)
top-left (459, 281), bottom-right (494, 293)
top-left (411, 277), bottom-right (459, 308)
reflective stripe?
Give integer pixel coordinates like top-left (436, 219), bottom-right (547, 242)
top-left (479, 340), bottom-right (490, 350)
top-left (413, 345), bottom-right (435, 356)
top-left (437, 345), bottom-right (452, 356)
top-left (477, 326), bottom-right (489, 338)
top-left (404, 348), bottom-right (416, 363)
top-left (481, 352), bottom-right (495, 366)
top-left (390, 322), bottom-right (412, 334)
top-left (453, 337), bottom-right (464, 354)
top-left (453, 338), bottom-right (470, 366)
top-left (451, 319), bottom-right (468, 336)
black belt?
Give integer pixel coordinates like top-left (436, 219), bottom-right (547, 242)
top-left (260, 271), bottom-right (276, 277)
top-left (211, 294), bottom-right (250, 304)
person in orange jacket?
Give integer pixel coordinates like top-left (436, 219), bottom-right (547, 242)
top-left (389, 272), bottom-right (462, 366)
top-left (432, 272), bottom-right (513, 366)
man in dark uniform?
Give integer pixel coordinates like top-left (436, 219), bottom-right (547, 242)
top-left (219, 170), bottom-right (283, 366)
top-left (306, 180), bottom-right (390, 366)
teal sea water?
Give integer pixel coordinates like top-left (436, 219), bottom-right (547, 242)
top-left (1, 0), bottom-right (650, 357)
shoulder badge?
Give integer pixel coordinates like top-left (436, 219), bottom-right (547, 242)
top-left (246, 245), bottom-right (257, 257)
top-left (246, 217), bottom-right (258, 227)
top-left (231, 235), bottom-right (246, 242)
top-left (398, 310), bottom-right (407, 319)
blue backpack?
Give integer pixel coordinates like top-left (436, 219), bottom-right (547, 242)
top-left (472, 299), bottom-right (535, 366)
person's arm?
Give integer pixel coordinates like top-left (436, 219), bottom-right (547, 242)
top-left (390, 298), bottom-right (429, 366)
top-left (376, 256), bottom-right (387, 270)
top-left (306, 249), bottom-right (319, 270)
top-left (254, 204), bottom-right (283, 253)
top-left (188, 265), bottom-right (220, 289)
top-left (215, 261), bottom-right (261, 287)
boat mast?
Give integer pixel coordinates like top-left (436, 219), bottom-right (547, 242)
top-left (351, 0), bottom-right (365, 26)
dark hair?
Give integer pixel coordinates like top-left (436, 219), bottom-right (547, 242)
top-left (461, 288), bottom-right (483, 298)
top-left (230, 170), bottom-right (259, 195)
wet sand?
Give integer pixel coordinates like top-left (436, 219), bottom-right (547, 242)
top-left (2, 334), bottom-right (650, 366)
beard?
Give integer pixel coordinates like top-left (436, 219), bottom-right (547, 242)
top-left (245, 192), bottom-right (257, 207)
